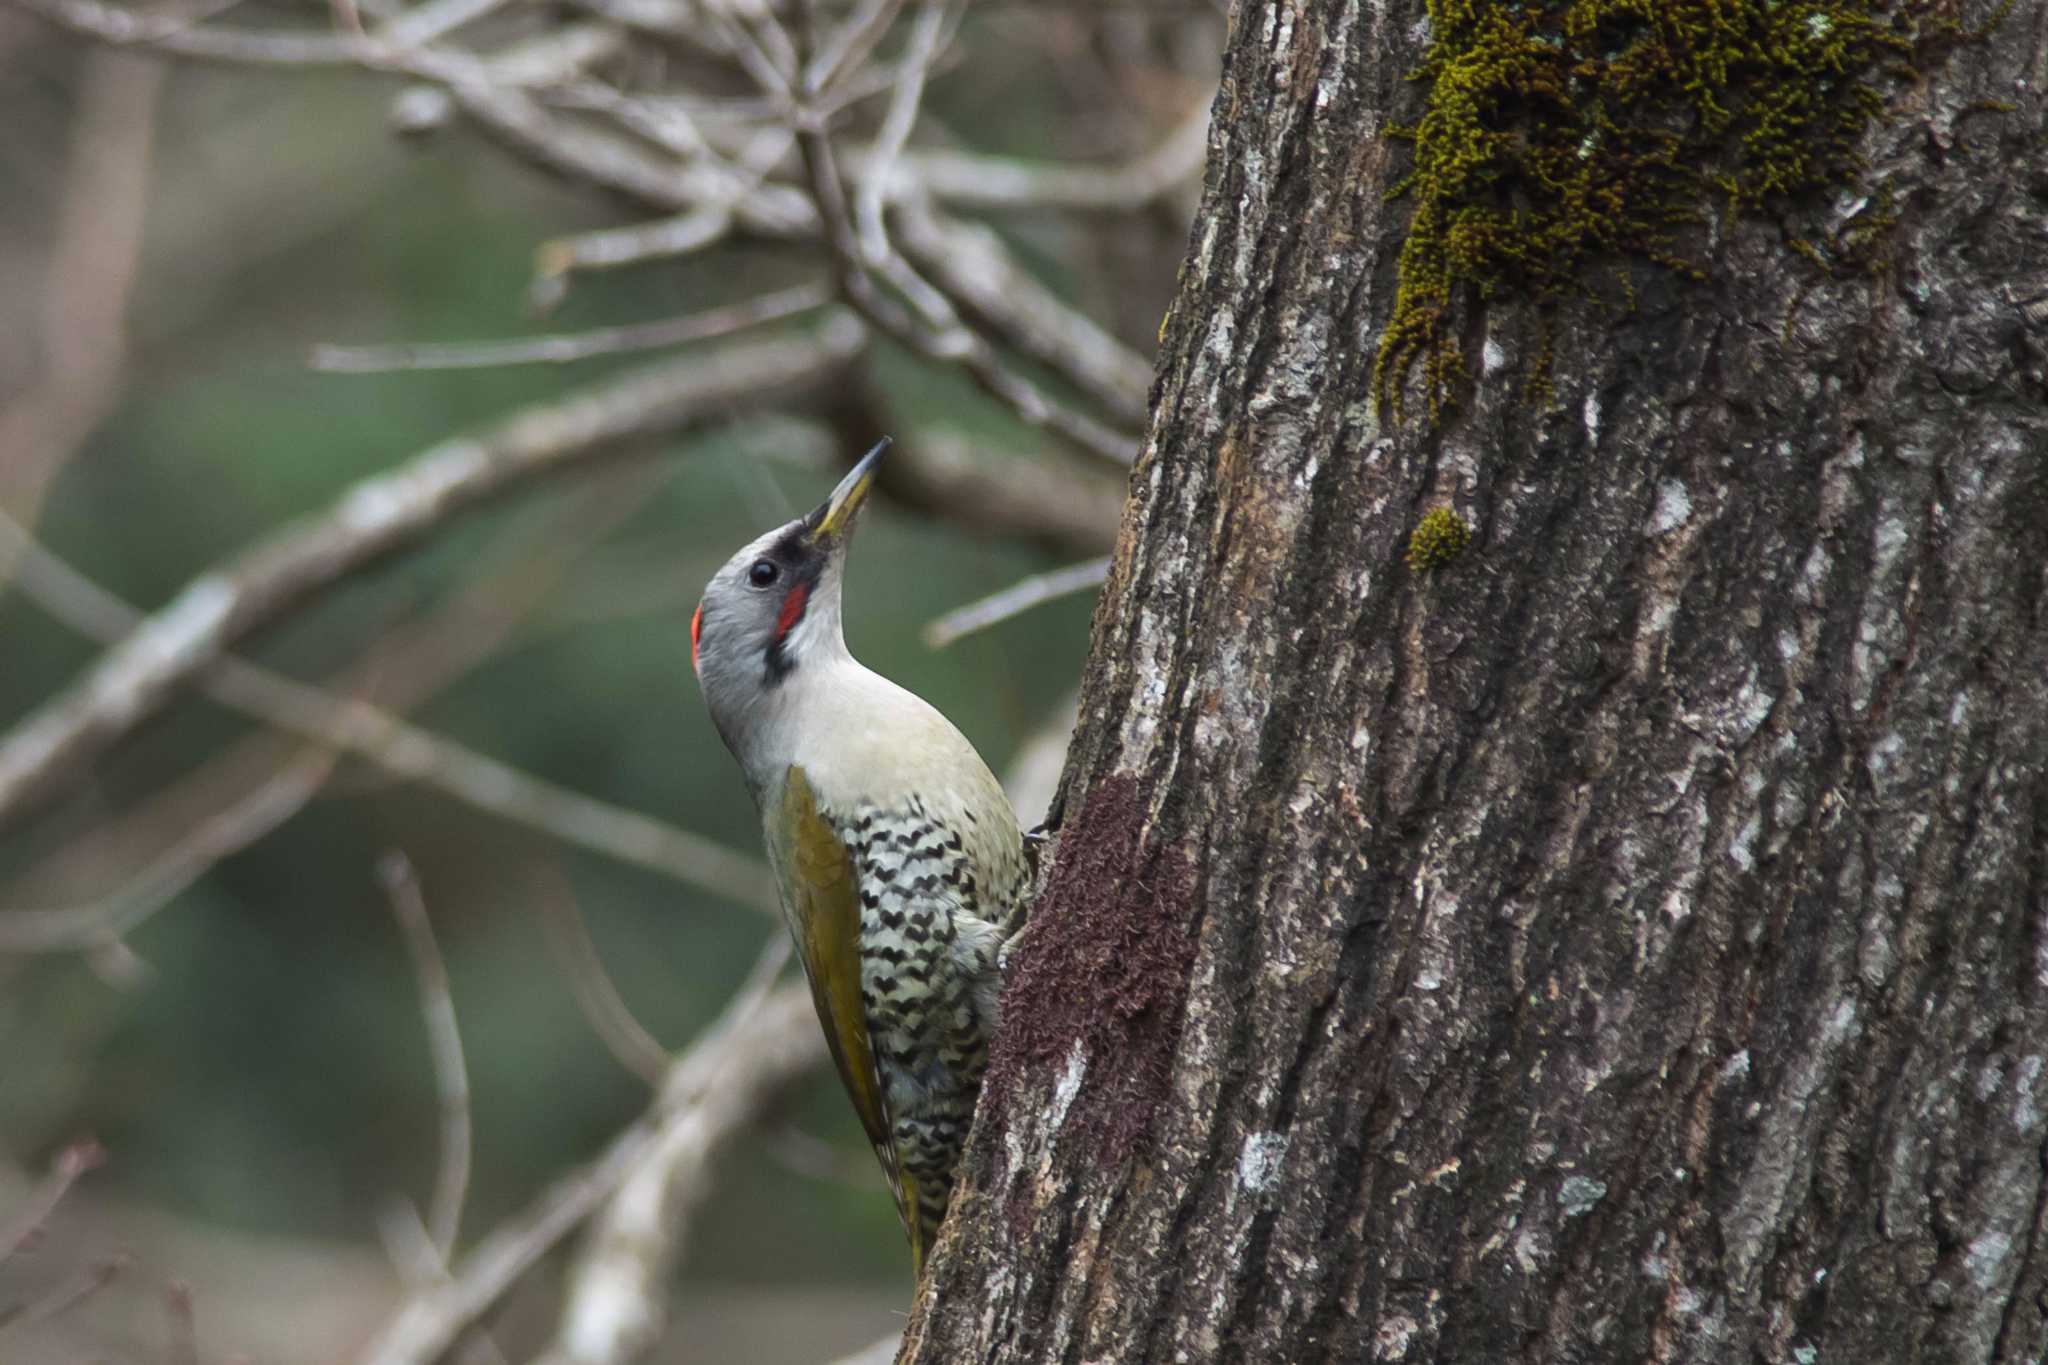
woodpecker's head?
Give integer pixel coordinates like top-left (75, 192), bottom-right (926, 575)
top-left (692, 438), bottom-right (886, 762)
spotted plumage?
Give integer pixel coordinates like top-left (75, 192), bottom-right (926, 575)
top-left (694, 441), bottom-right (1028, 1275)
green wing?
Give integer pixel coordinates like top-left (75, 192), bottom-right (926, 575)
top-left (769, 764), bottom-right (926, 1274)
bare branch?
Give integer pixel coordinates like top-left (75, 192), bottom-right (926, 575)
top-left (535, 935), bottom-right (790, 1365)
top-left (377, 853), bottom-right (473, 1260)
top-left (853, 0), bottom-right (945, 265)
top-left (894, 203), bottom-right (1154, 426)
top-left (389, 25), bottom-right (632, 133)
top-left (164, 1279), bottom-right (199, 1365)
top-left (374, 1201), bottom-right (512, 1365)
top-left (857, 94), bottom-right (1213, 211)
top-left (0, 49), bottom-right (162, 579)
top-left (534, 864), bottom-right (673, 1087)
top-left (376, 0), bottom-right (517, 49)
top-left (800, 0), bottom-right (901, 95)
top-left (11, 0), bottom-right (390, 65)
top-left (0, 515), bottom-right (778, 921)
top-left (0, 317), bottom-right (866, 833)
top-left (800, 125), bottom-right (1139, 466)
top-left (0, 469), bottom-right (662, 962)
top-left (0, 1140), bottom-right (105, 1262)
top-left (527, 124), bottom-right (800, 307)
top-left (0, 751), bottom-right (340, 953)
top-left (310, 282), bottom-right (832, 373)
top-left (867, 427), bottom-right (1123, 558)
top-left (356, 981), bottom-right (823, 1365)
top-left (0, 1254), bottom-right (128, 1334)
top-left (922, 556), bottom-right (1110, 649)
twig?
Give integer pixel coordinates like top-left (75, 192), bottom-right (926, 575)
top-left (0, 49), bottom-right (162, 584)
top-left (534, 864), bottom-right (673, 1087)
top-left (799, 0), bottom-right (900, 96)
top-left (922, 556), bottom-right (1110, 649)
top-left (799, 124), bottom-right (1138, 466)
top-left (0, 515), bottom-right (779, 932)
top-left (854, 95), bottom-right (1213, 210)
top-left (534, 935), bottom-right (790, 1365)
top-left (0, 468), bottom-right (662, 954)
top-left (355, 981), bottom-right (822, 1365)
top-left (12, 0), bottom-right (395, 64)
top-left (376, 0), bottom-right (516, 49)
top-left (374, 1200), bottom-right (512, 1365)
top-left (0, 1254), bottom-right (128, 1334)
top-left (164, 1279), bottom-right (199, 1365)
top-left (853, 0), bottom-right (945, 265)
top-left (853, 426), bottom-right (1123, 558)
top-left (377, 852), bottom-right (473, 1260)
top-left (0, 317), bottom-right (866, 833)
top-left (310, 282), bottom-right (831, 372)
top-left (528, 125), bottom-right (800, 309)
top-left (0, 1140), bottom-right (105, 1261)
top-left (0, 751), bottom-right (339, 953)
top-left (390, 24), bottom-right (632, 133)
top-left (894, 203), bottom-right (1154, 426)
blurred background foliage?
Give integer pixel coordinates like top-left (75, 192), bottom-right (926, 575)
top-left (0, 3), bottom-right (1222, 1359)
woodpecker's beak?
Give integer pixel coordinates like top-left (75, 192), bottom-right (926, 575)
top-left (806, 437), bottom-right (888, 545)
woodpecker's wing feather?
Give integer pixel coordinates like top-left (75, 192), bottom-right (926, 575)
top-left (770, 764), bottom-right (924, 1266)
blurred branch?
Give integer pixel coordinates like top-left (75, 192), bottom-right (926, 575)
top-left (801, 0), bottom-right (899, 95)
top-left (0, 1140), bottom-right (105, 1262)
top-left (852, 0), bottom-right (944, 265)
top-left (0, 1253), bottom-right (128, 1335)
top-left (799, 121), bottom-right (1139, 466)
top-left (0, 317), bottom-right (866, 833)
top-left (922, 557), bottom-right (1110, 650)
top-left (869, 428), bottom-right (1122, 558)
top-left (358, 980), bottom-right (823, 1365)
top-left (0, 515), bottom-right (780, 936)
top-left (534, 864), bottom-right (674, 1088)
top-left (10, 0), bottom-right (1177, 470)
top-left (372, 1201), bottom-right (510, 1365)
top-left (536, 934), bottom-right (790, 1365)
top-left (0, 751), bottom-right (340, 953)
top-left (894, 204), bottom-right (1153, 426)
top-left (310, 282), bottom-right (832, 373)
top-left (0, 50), bottom-right (162, 569)
top-left (377, 0), bottom-right (517, 49)
top-left (853, 94), bottom-right (1212, 210)
top-left (377, 853), bottom-right (473, 1260)
top-left (0, 469), bottom-right (664, 960)
top-left (164, 1280), bottom-right (198, 1365)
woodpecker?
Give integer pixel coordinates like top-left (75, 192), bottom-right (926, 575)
top-left (692, 438), bottom-right (1027, 1275)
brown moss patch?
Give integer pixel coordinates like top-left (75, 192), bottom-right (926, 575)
top-left (985, 775), bottom-right (1198, 1168)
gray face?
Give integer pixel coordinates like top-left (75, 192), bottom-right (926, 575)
top-left (692, 516), bottom-right (845, 763)
top-left (691, 438), bottom-right (882, 781)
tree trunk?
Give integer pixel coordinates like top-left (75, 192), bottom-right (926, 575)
top-left (904, 3), bottom-right (2048, 1362)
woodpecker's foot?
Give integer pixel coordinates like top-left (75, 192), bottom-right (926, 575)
top-left (1022, 826), bottom-right (1052, 846)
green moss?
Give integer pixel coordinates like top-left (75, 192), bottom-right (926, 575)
top-left (1371, 0), bottom-right (1986, 421)
top-left (1407, 506), bottom-right (1473, 571)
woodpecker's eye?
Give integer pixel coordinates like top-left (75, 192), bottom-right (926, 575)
top-left (748, 559), bottom-right (779, 587)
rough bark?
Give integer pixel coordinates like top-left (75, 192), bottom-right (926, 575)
top-left (904, 3), bottom-right (2048, 1362)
